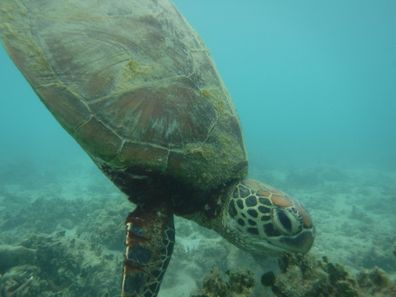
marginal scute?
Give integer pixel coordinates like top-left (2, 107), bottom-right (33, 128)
top-left (138, 15), bottom-right (162, 30)
top-left (166, 149), bottom-right (219, 192)
top-left (148, 283), bottom-right (158, 294)
top-left (228, 115), bottom-right (245, 147)
top-left (37, 85), bottom-right (91, 133)
top-left (75, 117), bottom-right (122, 162)
top-left (115, 142), bottom-right (169, 171)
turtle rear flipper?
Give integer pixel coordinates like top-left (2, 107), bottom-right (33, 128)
top-left (122, 205), bottom-right (175, 297)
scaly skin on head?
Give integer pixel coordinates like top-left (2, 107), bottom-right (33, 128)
top-left (186, 179), bottom-right (315, 256)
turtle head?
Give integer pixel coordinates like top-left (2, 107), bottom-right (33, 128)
top-left (221, 179), bottom-right (315, 255)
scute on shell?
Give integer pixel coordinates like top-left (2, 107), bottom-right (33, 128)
top-left (0, 0), bottom-right (247, 195)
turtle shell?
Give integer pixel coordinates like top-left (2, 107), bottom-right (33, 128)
top-left (0, 0), bottom-right (247, 208)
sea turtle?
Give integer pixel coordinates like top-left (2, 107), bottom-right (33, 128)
top-left (0, 1), bottom-right (315, 296)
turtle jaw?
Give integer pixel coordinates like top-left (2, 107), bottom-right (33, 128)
top-left (222, 217), bottom-right (315, 256)
top-left (220, 179), bottom-right (315, 256)
top-left (247, 226), bottom-right (315, 255)
top-left (273, 227), bottom-right (315, 254)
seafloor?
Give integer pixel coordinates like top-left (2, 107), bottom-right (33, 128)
top-left (0, 158), bottom-right (395, 297)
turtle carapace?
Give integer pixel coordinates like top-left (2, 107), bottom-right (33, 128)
top-left (0, 1), bottom-right (315, 296)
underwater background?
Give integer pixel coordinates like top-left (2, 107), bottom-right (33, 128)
top-left (0, 0), bottom-right (395, 296)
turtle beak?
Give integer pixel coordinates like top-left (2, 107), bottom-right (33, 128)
top-left (278, 226), bottom-right (315, 254)
top-left (270, 199), bottom-right (315, 254)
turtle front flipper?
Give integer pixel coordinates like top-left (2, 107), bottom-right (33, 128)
top-left (122, 204), bottom-right (175, 297)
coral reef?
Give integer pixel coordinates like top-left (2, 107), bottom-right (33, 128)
top-left (191, 267), bottom-right (255, 297)
top-left (268, 254), bottom-right (396, 297)
top-left (1, 165), bottom-right (395, 296)
top-left (192, 254), bottom-right (396, 297)
top-left (0, 232), bottom-right (122, 296)
top-left (192, 255), bottom-right (396, 297)
top-left (0, 267), bottom-right (35, 297)
top-left (0, 191), bottom-right (128, 296)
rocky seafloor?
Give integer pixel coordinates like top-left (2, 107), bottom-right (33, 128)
top-left (0, 159), bottom-right (395, 297)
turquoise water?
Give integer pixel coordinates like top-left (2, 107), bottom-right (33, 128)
top-left (1, 0), bottom-right (396, 171)
top-left (0, 1), bottom-right (396, 296)
top-left (175, 0), bottom-right (396, 170)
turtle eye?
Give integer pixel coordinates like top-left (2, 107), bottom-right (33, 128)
top-left (273, 207), bottom-right (302, 235)
top-left (276, 209), bottom-right (292, 232)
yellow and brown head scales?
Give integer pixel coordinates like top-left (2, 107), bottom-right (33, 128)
top-left (222, 179), bottom-right (315, 255)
